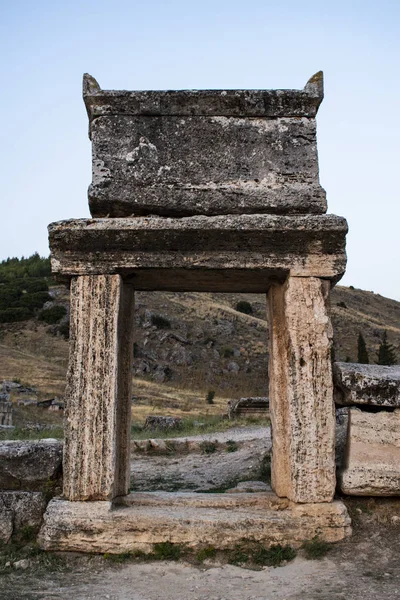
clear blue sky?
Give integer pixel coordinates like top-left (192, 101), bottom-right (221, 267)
top-left (1, 0), bottom-right (399, 299)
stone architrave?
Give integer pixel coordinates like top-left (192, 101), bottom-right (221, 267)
top-left (340, 407), bottom-right (400, 495)
top-left (268, 276), bottom-right (336, 503)
top-left (63, 275), bottom-right (134, 501)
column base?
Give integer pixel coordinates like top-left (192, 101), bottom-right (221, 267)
top-left (38, 492), bottom-right (351, 554)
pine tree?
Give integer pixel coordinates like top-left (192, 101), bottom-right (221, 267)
top-left (357, 332), bottom-right (369, 364)
top-left (377, 331), bottom-right (397, 366)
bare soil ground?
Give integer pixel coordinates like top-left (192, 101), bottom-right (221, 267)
top-left (2, 500), bottom-right (400, 600)
top-left (2, 428), bottom-right (400, 599)
top-left (130, 429), bottom-right (271, 492)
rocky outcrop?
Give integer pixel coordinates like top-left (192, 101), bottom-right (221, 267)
top-left (334, 362), bottom-right (400, 407)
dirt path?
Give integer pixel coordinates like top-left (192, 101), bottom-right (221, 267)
top-left (3, 507), bottom-right (400, 600)
top-left (140, 426), bottom-right (271, 445)
top-left (131, 432), bottom-right (271, 492)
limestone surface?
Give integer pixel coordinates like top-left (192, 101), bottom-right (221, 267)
top-left (83, 73), bottom-right (326, 218)
top-left (38, 492), bottom-right (351, 554)
top-left (83, 72), bottom-right (324, 120)
top-left (88, 115), bottom-right (326, 218)
top-left (48, 214), bottom-right (347, 291)
top-left (340, 408), bottom-right (400, 496)
top-left (0, 440), bottom-right (62, 491)
top-left (0, 491), bottom-right (46, 542)
top-left (63, 275), bottom-right (134, 501)
top-left (268, 277), bottom-right (336, 503)
top-left (334, 362), bottom-right (400, 407)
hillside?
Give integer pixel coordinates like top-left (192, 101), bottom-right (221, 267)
top-left (0, 283), bottom-right (399, 411)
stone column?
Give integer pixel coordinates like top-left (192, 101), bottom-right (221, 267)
top-left (267, 276), bottom-right (336, 503)
top-left (63, 275), bottom-right (134, 501)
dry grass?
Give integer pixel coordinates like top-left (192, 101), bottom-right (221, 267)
top-left (131, 377), bottom-right (230, 424)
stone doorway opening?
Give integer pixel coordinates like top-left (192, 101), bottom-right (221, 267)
top-left (130, 291), bottom-right (270, 495)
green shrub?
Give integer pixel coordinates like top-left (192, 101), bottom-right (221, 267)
top-left (0, 307), bottom-right (32, 323)
top-left (222, 346), bottom-right (234, 358)
top-left (228, 542), bottom-right (296, 566)
top-left (196, 546), bottom-right (217, 561)
top-left (235, 300), bottom-right (253, 315)
top-left (19, 279), bottom-right (49, 293)
top-left (226, 440), bottom-right (238, 452)
top-left (0, 254), bottom-right (51, 283)
top-left (302, 536), bottom-right (332, 559)
top-left (206, 390), bottom-right (215, 404)
top-left (152, 541), bottom-right (182, 560)
top-left (151, 314), bottom-right (171, 329)
top-left (38, 305), bottom-right (67, 324)
top-left (0, 286), bottom-right (22, 309)
top-left (252, 544), bottom-right (296, 566)
top-left (58, 322), bottom-right (70, 339)
top-left (200, 441), bottom-right (217, 454)
top-left (20, 291), bottom-right (51, 310)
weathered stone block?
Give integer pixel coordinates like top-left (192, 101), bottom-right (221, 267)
top-left (0, 440), bottom-right (62, 491)
top-left (38, 492), bottom-right (351, 554)
top-left (83, 73), bottom-right (327, 218)
top-left (89, 115), bottom-right (326, 218)
top-left (0, 492), bottom-right (46, 542)
top-left (144, 416), bottom-right (183, 431)
top-left (63, 275), bottom-right (134, 501)
top-left (227, 397), bottom-right (269, 419)
top-left (49, 214), bottom-right (347, 291)
top-left (268, 277), bottom-right (336, 503)
top-left (340, 407), bottom-right (400, 496)
top-left (334, 362), bottom-right (400, 407)
top-left (0, 400), bottom-right (12, 426)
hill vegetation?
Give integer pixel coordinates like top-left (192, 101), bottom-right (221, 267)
top-left (0, 255), bottom-right (399, 415)
top-left (0, 254), bottom-right (53, 324)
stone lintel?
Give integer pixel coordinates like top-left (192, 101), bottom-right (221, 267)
top-left (83, 72), bottom-right (324, 122)
top-left (63, 275), bottom-right (134, 501)
top-left (334, 362), bottom-right (400, 408)
top-left (48, 215), bottom-right (347, 291)
top-left (38, 492), bottom-right (351, 554)
top-left (340, 407), bottom-right (400, 496)
top-left (268, 277), bottom-right (336, 503)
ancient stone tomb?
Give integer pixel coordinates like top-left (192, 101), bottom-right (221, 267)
top-left (39, 72), bottom-right (351, 552)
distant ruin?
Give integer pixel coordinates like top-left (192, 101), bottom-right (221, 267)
top-left (40, 72), bottom-right (352, 552)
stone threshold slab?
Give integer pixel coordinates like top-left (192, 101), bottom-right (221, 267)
top-left (48, 214), bottom-right (347, 289)
top-left (38, 492), bottom-right (351, 554)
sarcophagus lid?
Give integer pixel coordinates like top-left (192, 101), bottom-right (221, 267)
top-left (83, 72), bottom-right (326, 218)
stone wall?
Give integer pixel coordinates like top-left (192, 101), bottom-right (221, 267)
top-left (334, 363), bottom-right (400, 495)
top-left (0, 440), bottom-right (62, 542)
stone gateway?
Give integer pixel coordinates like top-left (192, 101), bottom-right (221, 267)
top-left (39, 72), bottom-right (351, 552)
